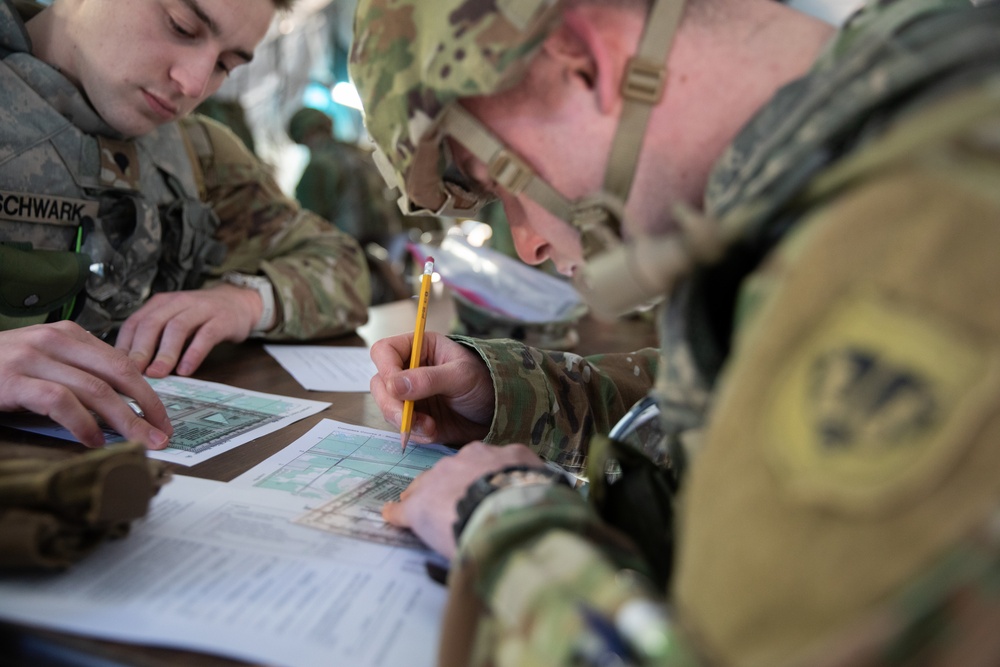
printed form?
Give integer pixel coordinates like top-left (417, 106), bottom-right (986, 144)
top-left (264, 345), bottom-right (378, 392)
top-left (0, 420), bottom-right (452, 667)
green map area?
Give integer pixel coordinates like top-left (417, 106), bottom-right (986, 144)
top-left (254, 428), bottom-right (450, 501)
top-left (103, 378), bottom-right (303, 453)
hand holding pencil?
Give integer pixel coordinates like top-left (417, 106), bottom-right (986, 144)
top-left (400, 257), bottom-right (434, 452)
top-left (368, 260), bottom-right (498, 449)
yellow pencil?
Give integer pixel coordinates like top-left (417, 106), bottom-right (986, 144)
top-left (401, 257), bottom-right (434, 452)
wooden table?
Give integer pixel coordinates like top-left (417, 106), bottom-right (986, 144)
top-left (0, 292), bottom-right (657, 666)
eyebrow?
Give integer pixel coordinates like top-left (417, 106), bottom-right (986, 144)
top-left (179, 0), bottom-right (256, 63)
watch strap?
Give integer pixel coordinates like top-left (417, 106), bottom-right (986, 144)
top-left (453, 464), bottom-right (570, 543)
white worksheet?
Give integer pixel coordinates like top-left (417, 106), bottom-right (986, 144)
top-left (0, 474), bottom-right (447, 667)
top-left (264, 345), bottom-right (377, 392)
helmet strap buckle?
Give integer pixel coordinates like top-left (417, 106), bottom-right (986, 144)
top-left (488, 149), bottom-right (533, 195)
top-left (621, 56), bottom-right (666, 104)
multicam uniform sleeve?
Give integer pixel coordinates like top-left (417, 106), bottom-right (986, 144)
top-left (181, 115), bottom-right (370, 339)
top-left (674, 90), bottom-right (1000, 666)
top-left (442, 483), bottom-right (702, 667)
top-left (452, 335), bottom-right (659, 473)
top-left (447, 488), bottom-right (1000, 667)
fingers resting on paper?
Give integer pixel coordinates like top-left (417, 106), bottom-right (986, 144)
top-left (0, 322), bottom-right (172, 449)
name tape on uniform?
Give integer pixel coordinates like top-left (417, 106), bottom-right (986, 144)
top-left (0, 190), bottom-right (99, 227)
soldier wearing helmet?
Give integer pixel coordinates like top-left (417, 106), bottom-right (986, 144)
top-left (0, 0), bottom-right (371, 449)
top-left (360, 0), bottom-right (1000, 665)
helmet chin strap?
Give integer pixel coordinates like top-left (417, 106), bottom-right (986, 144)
top-left (441, 103), bottom-right (629, 256)
top-left (602, 0), bottom-right (687, 215)
top-left (441, 0), bottom-right (685, 250)
top-left (442, 0), bottom-right (713, 320)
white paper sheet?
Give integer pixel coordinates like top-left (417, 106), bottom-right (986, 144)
top-left (0, 474), bottom-right (447, 667)
top-left (264, 345), bottom-right (377, 392)
top-left (0, 376), bottom-right (330, 466)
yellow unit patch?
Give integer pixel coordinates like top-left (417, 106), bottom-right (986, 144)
top-left (763, 291), bottom-right (1000, 513)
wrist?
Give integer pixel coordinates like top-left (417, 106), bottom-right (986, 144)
top-left (221, 271), bottom-right (276, 335)
top-left (453, 464), bottom-right (572, 546)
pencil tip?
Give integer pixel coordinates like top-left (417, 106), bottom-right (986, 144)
top-left (401, 432), bottom-right (410, 453)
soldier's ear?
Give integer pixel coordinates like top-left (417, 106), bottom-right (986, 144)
top-left (543, 6), bottom-right (627, 117)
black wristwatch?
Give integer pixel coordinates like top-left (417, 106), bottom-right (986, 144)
top-left (453, 464), bottom-right (572, 542)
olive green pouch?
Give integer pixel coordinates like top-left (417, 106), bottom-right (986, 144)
top-left (0, 242), bottom-right (90, 318)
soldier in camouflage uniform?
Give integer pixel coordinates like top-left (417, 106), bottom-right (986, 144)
top-left (287, 106), bottom-right (403, 247)
top-left (356, 0), bottom-right (1000, 664)
top-left (0, 0), bottom-right (370, 450)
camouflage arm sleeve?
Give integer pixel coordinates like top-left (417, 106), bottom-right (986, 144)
top-left (453, 336), bottom-right (659, 473)
top-left (676, 96), bottom-right (1000, 666)
top-left (442, 483), bottom-right (702, 667)
top-left (182, 116), bottom-right (371, 339)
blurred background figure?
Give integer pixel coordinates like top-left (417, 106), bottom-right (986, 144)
top-left (287, 107), bottom-right (401, 248)
top-left (287, 107), bottom-right (408, 304)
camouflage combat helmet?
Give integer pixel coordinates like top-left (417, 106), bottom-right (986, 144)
top-left (349, 0), bottom-right (687, 264)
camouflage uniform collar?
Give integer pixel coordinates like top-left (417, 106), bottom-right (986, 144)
top-left (1, 0), bottom-right (124, 139)
top-left (704, 0), bottom-right (978, 229)
top-left (1, 0), bottom-right (32, 55)
top-left (686, 0), bottom-right (999, 385)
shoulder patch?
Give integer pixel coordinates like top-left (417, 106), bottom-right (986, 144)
top-left (763, 290), bottom-right (1000, 513)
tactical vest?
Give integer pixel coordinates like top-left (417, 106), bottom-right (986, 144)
top-left (646, 0), bottom-right (1000, 471)
top-left (0, 0), bottom-right (224, 337)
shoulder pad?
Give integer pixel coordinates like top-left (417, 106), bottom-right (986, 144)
top-left (179, 113), bottom-right (258, 170)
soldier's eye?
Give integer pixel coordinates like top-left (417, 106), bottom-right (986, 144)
top-left (169, 16), bottom-right (197, 39)
top-left (442, 163), bottom-right (487, 205)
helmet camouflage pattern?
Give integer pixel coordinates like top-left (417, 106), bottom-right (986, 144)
top-left (351, 0), bottom-right (688, 318)
top-left (349, 0), bottom-right (564, 217)
top-left (350, 0), bottom-right (683, 243)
